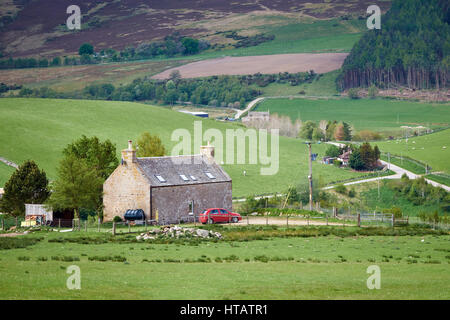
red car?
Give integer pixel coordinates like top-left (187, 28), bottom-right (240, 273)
top-left (199, 208), bottom-right (242, 224)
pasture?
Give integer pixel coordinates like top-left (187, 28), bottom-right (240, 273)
top-left (0, 226), bottom-right (449, 299)
top-left (377, 129), bottom-right (450, 174)
top-left (255, 97), bottom-right (450, 134)
top-left (0, 98), bottom-right (365, 195)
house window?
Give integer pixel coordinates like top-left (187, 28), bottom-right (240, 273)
top-left (179, 174), bottom-right (189, 181)
top-left (188, 200), bottom-right (194, 215)
top-left (155, 175), bottom-right (166, 182)
top-left (205, 172), bottom-right (215, 179)
top-left (190, 175), bottom-right (197, 181)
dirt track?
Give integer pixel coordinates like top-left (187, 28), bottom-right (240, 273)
top-left (152, 53), bottom-right (348, 79)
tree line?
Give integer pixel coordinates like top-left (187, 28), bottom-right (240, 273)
top-left (14, 72), bottom-right (315, 109)
top-left (337, 0), bottom-right (449, 90)
top-left (0, 33), bottom-right (210, 70)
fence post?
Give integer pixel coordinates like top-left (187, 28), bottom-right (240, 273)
top-left (144, 219), bottom-right (147, 232)
top-left (128, 222), bottom-right (131, 233)
top-left (266, 213), bottom-right (268, 226)
top-left (247, 215), bottom-right (249, 225)
top-left (392, 214), bottom-right (395, 228)
top-left (357, 213), bottom-right (361, 228)
top-left (15, 217), bottom-right (18, 228)
top-left (286, 215), bottom-right (289, 228)
top-left (326, 214), bottom-right (328, 226)
top-left (98, 218), bottom-right (100, 232)
top-left (112, 222), bottom-right (116, 235)
top-left (85, 220), bottom-right (87, 232)
top-left (1, 217), bottom-right (4, 231)
top-left (307, 215), bottom-right (309, 226)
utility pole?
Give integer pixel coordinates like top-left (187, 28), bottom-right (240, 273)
top-left (305, 142), bottom-right (313, 211)
top-left (387, 152), bottom-right (391, 170)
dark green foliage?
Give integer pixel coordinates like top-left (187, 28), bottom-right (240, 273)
top-left (224, 31), bottom-right (275, 48)
top-left (0, 160), bottom-right (50, 217)
top-left (349, 143), bottom-right (380, 170)
top-left (338, 0), bottom-right (450, 90)
top-left (113, 216), bottom-right (122, 223)
top-left (79, 43), bottom-right (94, 55)
top-left (335, 184), bottom-right (347, 195)
top-left (349, 149), bottom-right (365, 171)
top-left (0, 237), bottom-right (42, 250)
top-left (63, 135), bottom-right (118, 180)
top-left (47, 155), bottom-right (103, 219)
top-left (325, 145), bottom-right (341, 158)
top-left (181, 37), bottom-right (199, 55)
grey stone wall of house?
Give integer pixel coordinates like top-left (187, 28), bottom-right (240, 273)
top-left (151, 181), bottom-right (232, 224)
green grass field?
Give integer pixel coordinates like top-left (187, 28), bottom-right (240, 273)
top-left (255, 97), bottom-right (450, 134)
top-left (380, 154), bottom-right (426, 175)
top-left (0, 228), bottom-right (449, 299)
top-left (377, 129), bottom-right (450, 173)
top-left (425, 174), bottom-right (450, 187)
top-left (0, 162), bottom-right (15, 188)
top-left (0, 98), bottom-right (365, 195)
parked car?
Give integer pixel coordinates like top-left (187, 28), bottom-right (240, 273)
top-left (199, 208), bottom-right (242, 224)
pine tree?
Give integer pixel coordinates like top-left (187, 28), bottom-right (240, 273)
top-left (0, 160), bottom-right (49, 217)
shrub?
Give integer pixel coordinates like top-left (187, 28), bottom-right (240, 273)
top-left (368, 85), bottom-right (378, 99)
top-left (113, 216), bottom-right (122, 223)
top-left (348, 88), bottom-right (359, 99)
top-left (335, 184), bottom-right (347, 195)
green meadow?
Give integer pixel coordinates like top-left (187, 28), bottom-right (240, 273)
top-left (0, 98), bottom-right (364, 195)
top-left (0, 228), bottom-right (449, 299)
top-left (377, 129), bottom-right (450, 173)
top-left (255, 97), bottom-right (450, 134)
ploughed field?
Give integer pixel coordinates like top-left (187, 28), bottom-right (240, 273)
top-left (152, 53), bottom-right (348, 79)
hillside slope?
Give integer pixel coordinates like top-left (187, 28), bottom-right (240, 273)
top-left (0, 0), bottom-right (391, 58)
top-left (0, 98), bottom-right (364, 196)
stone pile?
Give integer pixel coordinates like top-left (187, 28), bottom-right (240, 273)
top-left (136, 225), bottom-right (222, 240)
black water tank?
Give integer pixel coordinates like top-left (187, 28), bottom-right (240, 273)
top-left (124, 209), bottom-right (145, 221)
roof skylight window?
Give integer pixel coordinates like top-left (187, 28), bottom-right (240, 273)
top-left (155, 175), bottom-right (166, 182)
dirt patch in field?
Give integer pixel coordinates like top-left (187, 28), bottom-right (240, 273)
top-left (153, 53), bottom-right (348, 79)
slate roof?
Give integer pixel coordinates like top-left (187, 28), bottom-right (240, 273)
top-left (136, 155), bottom-right (231, 187)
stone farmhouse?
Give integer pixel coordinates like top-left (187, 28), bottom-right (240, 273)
top-left (103, 141), bottom-right (232, 224)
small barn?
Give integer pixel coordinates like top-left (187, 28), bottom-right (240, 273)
top-left (103, 141), bottom-right (232, 224)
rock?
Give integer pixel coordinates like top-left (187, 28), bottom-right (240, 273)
top-left (196, 229), bottom-right (210, 238)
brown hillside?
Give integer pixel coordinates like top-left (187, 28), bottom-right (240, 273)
top-left (0, 0), bottom-right (391, 58)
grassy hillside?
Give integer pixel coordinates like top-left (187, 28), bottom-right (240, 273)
top-left (0, 98), bottom-right (364, 195)
top-left (377, 129), bottom-right (450, 173)
top-left (255, 97), bottom-right (450, 134)
top-left (0, 162), bottom-right (15, 188)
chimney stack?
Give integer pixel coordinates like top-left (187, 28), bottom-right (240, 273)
top-left (121, 140), bottom-right (136, 165)
top-left (200, 141), bottom-right (215, 161)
